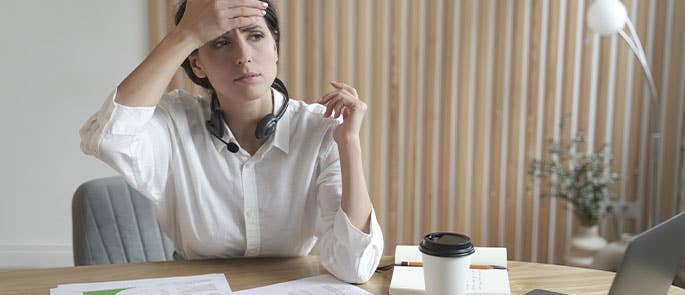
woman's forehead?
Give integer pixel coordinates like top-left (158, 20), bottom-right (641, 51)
top-left (221, 20), bottom-right (268, 38)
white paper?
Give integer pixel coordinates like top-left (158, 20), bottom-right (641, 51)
top-left (389, 267), bottom-right (510, 295)
top-left (50, 273), bottom-right (231, 295)
top-left (466, 269), bottom-right (511, 295)
top-left (390, 245), bottom-right (511, 295)
top-left (234, 274), bottom-right (373, 295)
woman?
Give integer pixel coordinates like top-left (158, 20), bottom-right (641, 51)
top-left (79, 0), bottom-right (383, 283)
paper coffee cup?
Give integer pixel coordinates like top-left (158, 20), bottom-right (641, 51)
top-left (419, 232), bottom-right (475, 295)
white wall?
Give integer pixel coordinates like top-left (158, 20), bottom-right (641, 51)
top-left (0, 1), bottom-right (148, 268)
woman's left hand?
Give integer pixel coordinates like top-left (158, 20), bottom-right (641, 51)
top-left (318, 81), bottom-right (367, 144)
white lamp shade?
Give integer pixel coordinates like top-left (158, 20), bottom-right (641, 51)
top-left (587, 0), bottom-right (628, 35)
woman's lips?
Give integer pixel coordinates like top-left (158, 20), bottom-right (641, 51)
top-left (234, 73), bottom-right (262, 83)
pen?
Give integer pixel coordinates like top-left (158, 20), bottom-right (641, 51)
top-left (374, 262), bottom-right (508, 272)
top-left (397, 262), bottom-right (507, 270)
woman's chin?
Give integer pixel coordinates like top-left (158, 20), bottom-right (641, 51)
top-left (223, 84), bottom-right (270, 101)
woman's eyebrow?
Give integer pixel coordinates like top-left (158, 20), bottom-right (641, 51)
top-left (239, 24), bottom-right (262, 32)
top-left (215, 25), bottom-right (262, 40)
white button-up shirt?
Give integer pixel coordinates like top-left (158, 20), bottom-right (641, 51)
top-left (79, 88), bottom-right (384, 283)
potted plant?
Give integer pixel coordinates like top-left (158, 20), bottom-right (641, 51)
top-left (529, 129), bottom-right (620, 267)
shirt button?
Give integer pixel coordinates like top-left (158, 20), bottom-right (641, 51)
top-left (246, 209), bottom-right (254, 218)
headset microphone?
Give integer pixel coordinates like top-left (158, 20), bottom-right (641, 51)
top-left (226, 142), bottom-right (239, 153)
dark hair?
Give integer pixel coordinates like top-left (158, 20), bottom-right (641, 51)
top-left (174, 0), bottom-right (280, 89)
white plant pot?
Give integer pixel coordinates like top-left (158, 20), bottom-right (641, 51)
top-left (565, 225), bottom-right (607, 268)
top-left (591, 233), bottom-right (634, 271)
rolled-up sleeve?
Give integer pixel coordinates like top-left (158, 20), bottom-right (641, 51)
top-left (315, 133), bottom-right (384, 284)
top-left (79, 88), bottom-right (172, 203)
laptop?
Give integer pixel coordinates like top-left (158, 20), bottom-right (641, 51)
top-left (527, 210), bottom-right (685, 295)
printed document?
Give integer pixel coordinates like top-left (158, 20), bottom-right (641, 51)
top-left (50, 273), bottom-right (231, 295)
top-left (234, 274), bottom-right (373, 295)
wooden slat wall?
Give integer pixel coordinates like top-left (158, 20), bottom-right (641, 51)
top-left (150, 0), bottom-right (685, 264)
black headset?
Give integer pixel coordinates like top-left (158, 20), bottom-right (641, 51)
top-left (206, 78), bottom-right (290, 153)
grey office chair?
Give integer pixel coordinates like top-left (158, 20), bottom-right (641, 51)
top-left (72, 176), bottom-right (175, 265)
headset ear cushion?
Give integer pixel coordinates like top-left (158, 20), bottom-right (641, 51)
top-left (255, 114), bottom-right (277, 139)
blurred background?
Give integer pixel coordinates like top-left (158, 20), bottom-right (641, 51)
top-left (1, 0), bottom-right (683, 269)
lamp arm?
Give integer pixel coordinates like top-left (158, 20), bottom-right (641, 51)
top-left (618, 18), bottom-right (661, 228)
top-left (621, 19), bottom-right (659, 100)
top-left (619, 19), bottom-right (661, 227)
top-left (625, 19), bottom-right (648, 67)
top-left (617, 32), bottom-right (659, 102)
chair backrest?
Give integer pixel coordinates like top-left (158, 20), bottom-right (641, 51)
top-left (72, 176), bottom-right (174, 266)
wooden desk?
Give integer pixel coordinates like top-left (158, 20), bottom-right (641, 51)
top-left (1, 256), bottom-right (683, 294)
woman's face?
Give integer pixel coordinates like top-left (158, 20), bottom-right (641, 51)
top-left (191, 18), bottom-right (278, 104)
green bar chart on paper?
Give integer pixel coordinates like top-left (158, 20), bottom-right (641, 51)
top-left (83, 288), bottom-right (131, 295)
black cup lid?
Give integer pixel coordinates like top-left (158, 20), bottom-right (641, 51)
top-left (419, 232), bottom-right (475, 258)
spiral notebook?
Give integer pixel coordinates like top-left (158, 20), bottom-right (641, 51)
top-left (389, 245), bottom-right (511, 295)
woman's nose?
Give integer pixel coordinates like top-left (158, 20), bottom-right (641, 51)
top-left (236, 55), bottom-right (252, 65)
top-left (235, 40), bottom-right (253, 65)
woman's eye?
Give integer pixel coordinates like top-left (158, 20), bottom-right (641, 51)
top-left (249, 33), bottom-right (264, 41)
top-left (213, 40), bottom-right (229, 48)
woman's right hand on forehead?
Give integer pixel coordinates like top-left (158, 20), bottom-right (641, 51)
top-left (175, 0), bottom-right (268, 48)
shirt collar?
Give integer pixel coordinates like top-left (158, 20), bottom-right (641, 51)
top-left (271, 88), bottom-right (290, 154)
top-left (211, 87), bottom-right (290, 155)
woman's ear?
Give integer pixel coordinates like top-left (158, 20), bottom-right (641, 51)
top-left (189, 55), bottom-right (207, 78)
top-left (274, 44), bottom-right (279, 64)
